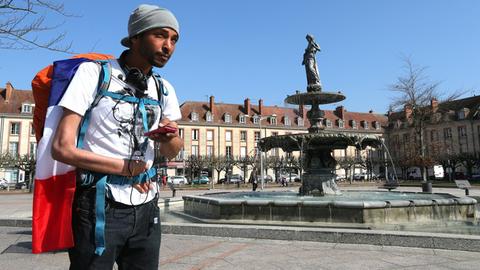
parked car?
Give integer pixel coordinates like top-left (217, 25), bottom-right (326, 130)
top-left (15, 181), bottom-right (27, 190)
top-left (259, 174), bottom-right (273, 183)
top-left (167, 176), bottom-right (187, 185)
top-left (0, 179), bottom-right (8, 190)
top-left (219, 174), bottom-right (244, 184)
top-left (229, 174), bottom-right (244, 183)
top-left (191, 176), bottom-right (209, 184)
top-left (280, 173), bottom-right (300, 182)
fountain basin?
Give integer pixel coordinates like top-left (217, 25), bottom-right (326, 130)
top-left (183, 191), bottom-right (477, 224)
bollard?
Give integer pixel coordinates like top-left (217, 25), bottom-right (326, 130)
top-left (421, 182), bottom-right (432, 193)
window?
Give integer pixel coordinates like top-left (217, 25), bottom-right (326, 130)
top-left (176, 149), bottom-right (185, 160)
top-left (22, 103), bottom-right (34, 114)
top-left (192, 129), bottom-right (199, 141)
top-left (225, 146), bottom-right (232, 157)
top-left (240, 131), bottom-right (247, 141)
top-left (191, 112), bottom-right (198, 121)
top-left (254, 131), bottom-right (260, 141)
top-left (430, 130), bottom-right (439, 141)
top-left (458, 126), bottom-right (467, 138)
top-left (284, 116), bottom-right (290, 126)
top-left (206, 145), bottom-right (214, 156)
top-left (253, 115), bottom-right (260, 124)
top-left (30, 123), bottom-right (35, 136)
top-left (362, 121), bottom-right (369, 129)
top-left (443, 128), bottom-right (452, 139)
top-left (457, 110), bottom-right (466, 120)
top-left (206, 111), bottom-right (213, 122)
top-left (325, 119), bottom-right (332, 128)
top-left (179, 128), bottom-right (184, 138)
top-left (239, 114), bottom-right (246, 124)
top-left (8, 142), bottom-right (18, 157)
top-left (191, 145), bottom-right (199, 156)
top-left (374, 121), bottom-right (381, 130)
top-left (224, 113), bottom-right (232, 123)
top-left (338, 119), bottom-right (344, 128)
top-left (270, 116), bottom-right (277, 125)
top-left (351, 120), bottom-right (357, 129)
top-left (272, 148), bottom-right (279, 157)
top-left (240, 146), bottom-right (247, 158)
top-left (225, 130), bottom-right (232, 142)
top-left (206, 130), bottom-right (214, 141)
top-left (297, 117), bottom-right (304, 126)
top-left (29, 142), bottom-right (37, 157)
top-left (10, 122), bottom-right (20, 135)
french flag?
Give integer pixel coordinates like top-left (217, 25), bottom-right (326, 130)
top-left (31, 54), bottom-right (112, 254)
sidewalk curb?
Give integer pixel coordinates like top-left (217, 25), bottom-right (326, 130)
top-left (2, 218), bottom-right (480, 252)
top-left (161, 222), bottom-right (480, 252)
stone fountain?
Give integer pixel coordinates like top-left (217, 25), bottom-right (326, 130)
top-left (182, 35), bottom-right (477, 226)
top-left (258, 34), bottom-right (380, 196)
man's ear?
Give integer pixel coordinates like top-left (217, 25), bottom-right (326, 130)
top-left (130, 35), bottom-right (141, 48)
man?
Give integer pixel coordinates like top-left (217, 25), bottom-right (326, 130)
top-left (250, 168), bottom-right (258, 191)
top-left (51, 4), bottom-right (183, 269)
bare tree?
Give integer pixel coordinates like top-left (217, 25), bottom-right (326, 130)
top-left (0, 0), bottom-right (75, 52)
top-left (389, 57), bottom-right (463, 182)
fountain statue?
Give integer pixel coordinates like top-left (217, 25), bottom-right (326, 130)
top-left (182, 35), bottom-right (476, 227)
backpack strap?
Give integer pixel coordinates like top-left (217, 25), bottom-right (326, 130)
top-left (76, 60), bottom-right (111, 149)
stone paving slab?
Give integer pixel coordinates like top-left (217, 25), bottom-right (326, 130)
top-left (1, 226), bottom-right (480, 269)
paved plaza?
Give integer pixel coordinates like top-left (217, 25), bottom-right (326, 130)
top-left (1, 185), bottom-right (480, 269)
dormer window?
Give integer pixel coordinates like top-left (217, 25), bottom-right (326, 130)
top-left (239, 114), bottom-right (246, 124)
top-left (224, 113), bottom-right (232, 123)
top-left (297, 117), bottom-right (304, 126)
top-left (22, 103), bottom-right (34, 114)
top-left (206, 111), bottom-right (213, 122)
top-left (362, 121), bottom-right (369, 129)
top-left (269, 116), bottom-right (277, 125)
top-left (325, 119), bottom-right (332, 128)
top-left (253, 115), bottom-right (260, 124)
top-left (395, 120), bottom-right (402, 129)
top-left (374, 121), bottom-right (381, 130)
top-left (338, 119), bottom-right (344, 128)
top-left (284, 116), bottom-right (290, 126)
top-left (351, 120), bottom-right (357, 129)
top-left (191, 112), bottom-right (198, 122)
top-left (457, 109), bottom-right (467, 120)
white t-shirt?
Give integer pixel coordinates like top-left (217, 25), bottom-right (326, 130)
top-left (58, 59), bottom-right (181, 205)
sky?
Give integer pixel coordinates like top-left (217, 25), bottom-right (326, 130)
top-left (1, 0), bottom-right (480, 114)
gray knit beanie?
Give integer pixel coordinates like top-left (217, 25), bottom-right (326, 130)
top-left (121, 4), bottom-right (179, 47)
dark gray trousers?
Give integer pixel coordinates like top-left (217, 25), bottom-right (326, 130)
top-left (68, 188), bottom-right (161, 270)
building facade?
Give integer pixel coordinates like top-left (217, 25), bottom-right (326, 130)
top-left (386, 96), bottom-right (480, 179)
top-left (0, 83), bottom-right (36, 183)
top-left (167, 96), bottom-right (388, 182)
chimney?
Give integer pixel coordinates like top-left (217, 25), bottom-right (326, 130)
top-left (335, 106), bottom-right (345, 119)
top-left (209, 95), bottom-right (215, 115)
top-left (431, 98), bottom-right (438, 113)
top-left (404, 104), bottom-right (412, 119)
top-left (244, 98), bottom-right (251, 115)
top-left (5, 82), bottom-right (13, 103)
top-left (259, 99), bottom-right (263, 115)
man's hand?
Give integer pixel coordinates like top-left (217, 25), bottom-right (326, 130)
top-left (146, 118), bottom-right (179, 143)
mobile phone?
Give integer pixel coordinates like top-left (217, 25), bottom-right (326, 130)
top-left (144, 126), bottom-right (177, 136)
